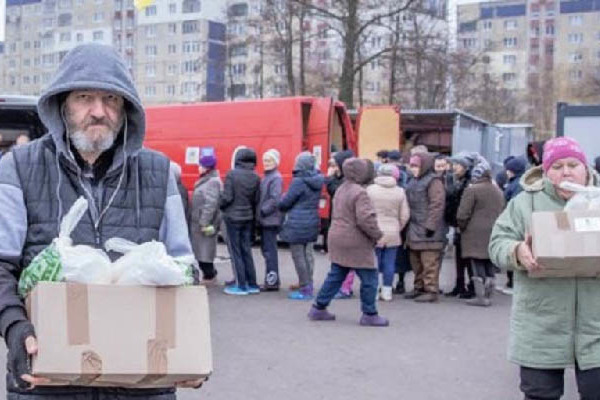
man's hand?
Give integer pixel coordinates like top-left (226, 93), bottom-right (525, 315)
top-left (175, 377), bottom-right (206, 389)
top-left (201, 225), bottom-right (216, 236)
top-left (516, 234), bottom-right (542, 272)
top-left (6, 321), bottom-right (50, 390)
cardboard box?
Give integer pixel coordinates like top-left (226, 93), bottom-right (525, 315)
top-left (531, 210), bottom-right (600, 278)
top-left (26, 282), bottom-right (212, 388)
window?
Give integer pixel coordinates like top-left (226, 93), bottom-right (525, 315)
top-left (168, 44), bottom-right (177, 54)
top-left (43, 18), bottom-right (54, 28)
top-left (483, 39), bottom-right (493, 50)
top-left (34, 41), bottom-right (41, 49)
top-left (230, 44), bottom-right (247, 57)
top-left (58, 13), bottom-right (72, 27)
top-left (182, 0), bottom-right (200, 13)
top-left (34, 57), bottom-right (40, 66)
top-left (126, 36), bottom-right (134, 48)
top-left (24, 59), bottom-right (30, 67)
top-left (93, 12), bottom-right (104, 22)
top-left (23, 76), bottom-right (30, 85)
top-left (569, 15), bottom-right (583, 26)
top-left (569, 69), bottom-right (583, 81)
top-left (93, 31), bottom-right (104, 41)
top-left (167, 64), bottom-right (178, 75)
top-left (462, 38), bottom-right (477, 48)
top-left (545, 2), bottom-right (555, 16)
top-left (182, 21), bottom-right (199, 34)
top-left (60, 32), bottom-right (71, 42)
top-left (115, 0), bottom-right (123, 9)
top-left (274, 64), bottom-right (285, 75)
top-left (502, 72), bottom-right (516, 82)
top-left (228, 3), bottom-right (248, 17)
top-left (145, 45), bottom-right (157, 56)
top-left (503, 54), bottom-right (516, 65)
top-left (33, 75), bottom-right (39, 84)
top-left (145, 25), bottom-right (157, 37)
top-left (169, 3), bottom-right (176, 13)
top-left (568, 33), bottom-right (583, 44)
top-left (546, 23), bottom-right (555, 36)
top-left (145, 64), bottom-right (156, 77)
top-left (167, 85), bottom-right (176, 96)
top-left (182, 60), bottom-right (199, 73)
top-left (182, 41), bottom-right (200, 53)
top-left (504, 37), bottom-right (518, 48)
top-left (168, 23), bottom-right (177, 34)
top-left (482, 21), bottom-right (492, 30)
top-left (231, 63), bottom-right (246, 76)
top-left (228, 23), bottom-right (245, 35)
top-left (8, 60), bottom-right (16, 69)
top-left (42, 54), bottom-right (55, 66)
top-left (24, 41), bottom-right (31, 49)
top-left (569, 52), bottom-right (583, 63)
top-left (182, 82), bottom-right (199, 96)
top-left (77, 33), bottom-right (84, 42)
top-left (145, 5), bottom-right (157, 16)
top-left (504, 20), bottom-right (517, 30)
top-left (145, 86), bottom-right (156, 96)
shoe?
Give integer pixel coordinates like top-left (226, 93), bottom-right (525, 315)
top-left (466, 278), bottom-right (491, 307)
top-left (307, 306), bottom-right (336, 321)
top-left (500, 287), bottom-right (513, 295)
top-left (403, 290), bottom-right (423, 299)
top-left (289, 283), bottom-right (301, 290)
top-left (444, 287), bottom-right (461, 297)
top-left (379, 286), bottom-right (392, 301)
top-left (458, 291), bottom-right (474, 299)
top-left (224, 279), bottom-right (236, 287)
top-left (260, 284), bottom-right (280, 292)
top-left (334, 290), bottom-right (353, 299)
top-left (359, 314), bottom-right (389, 327)
top-left (414, 292), bottom-right (439, 303)
top-left (224, 285), bottom-right (249, 296)
top-left (392, 284), bottom-right (405, 295)
top-left (200, 277), bottom-right (218, 287)
top-left (288, 286), bottom-right (314, 300)
top-left (247, 285), bottom-right (260, 295)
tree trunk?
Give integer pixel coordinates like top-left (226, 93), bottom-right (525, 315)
top-left (338, 0), bottom-right (358, 108)
top-left (388, 15), bottom-right (401, 105)
top-left (285, 10), bottom-right (296, 95)
top-left (299, 3), bottom-right (307, 95)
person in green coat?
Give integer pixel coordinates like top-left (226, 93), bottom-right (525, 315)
top-left (489, 137), bottom-right (600, 400)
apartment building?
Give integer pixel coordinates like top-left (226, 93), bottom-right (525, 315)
top-left (1, 0), bottom-right (226, 104)
top-left (134, 0), bottom-right (226, 103)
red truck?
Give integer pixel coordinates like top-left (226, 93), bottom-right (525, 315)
top-left (143, 96), bottom-right (357, 223)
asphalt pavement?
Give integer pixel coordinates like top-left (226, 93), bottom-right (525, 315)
top-left (0, 244), bottom-right (579, 399)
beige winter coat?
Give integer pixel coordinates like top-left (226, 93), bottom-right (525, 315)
top-left (367, 176), bottom-right (410, 248)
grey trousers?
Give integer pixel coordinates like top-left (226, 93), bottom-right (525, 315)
top-left (7, 391), bottom-right (176, 399)
top-left (290, 242), bottom-right (314, 287)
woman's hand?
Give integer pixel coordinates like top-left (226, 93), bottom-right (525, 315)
top-left (516, 234), bottom-right (542, 272)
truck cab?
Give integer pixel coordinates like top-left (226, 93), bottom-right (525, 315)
top-left (0, 95), bottom-right (45, 153)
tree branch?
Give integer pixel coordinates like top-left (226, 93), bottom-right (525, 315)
top-left (352, 47), bottom-right (392, 74)
top-left (356, 0), bottom-right (419, 37)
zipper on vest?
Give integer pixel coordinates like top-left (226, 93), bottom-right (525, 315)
top-left (94, 228), bottom-right (101, 246)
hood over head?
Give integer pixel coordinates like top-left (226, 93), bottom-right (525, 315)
top-left (413, 152), bottom-right (435, 178)
top-left (342, 157), bottom-right (372, 185)
top-left (333, 149), bottom-right (355, 171)
top-left (505, 156), bottom-right (527, 176)
top-left (234, 147), bottom-right (257, 169)
top-left (527, 141), bottom-right (546, 166)
top-left (595, 156), bottom-right (600, 174)
top-left (37, 44), bottom-right (144, 170)
top-left (294, 151), bottom-right (316, 172)
top-left (520, 164), bottom-right (600, 194)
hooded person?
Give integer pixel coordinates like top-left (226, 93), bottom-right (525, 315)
top-left (279, 152), bottom-right (324, 300)
top-left (0, 44), bottom-right (198, 397)
top-left (489, 137), bottom-right (600, 399)
top-left (504, 156), bottom-right (527, 203)
top-left (309, 158), bottom-right (387, 326)
top-left (595, 156), bottom-right (600, 176)
top-left (258, 148), bottom-right (283, 291)
top-left (405, 152), bottom-right (448, 302)
top-left (219, 147), bottom-right (261, 295)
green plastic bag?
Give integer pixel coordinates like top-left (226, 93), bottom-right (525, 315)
top-left (18, 243), bottom-right (62, 298)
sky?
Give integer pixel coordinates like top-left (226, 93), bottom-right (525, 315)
top-left (0, 0), bottom-right (5, 42)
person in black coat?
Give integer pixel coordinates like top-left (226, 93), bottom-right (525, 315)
top-left (504, 156), bottom-right (527, 203)
top-left (220, 147), bottom-right (261, 295)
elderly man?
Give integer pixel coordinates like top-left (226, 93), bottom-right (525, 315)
top-left (0, 44), bottom-right (199, 398)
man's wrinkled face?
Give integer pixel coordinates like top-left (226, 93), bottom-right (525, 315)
top-left (64, 90), bottom-right (125, 154)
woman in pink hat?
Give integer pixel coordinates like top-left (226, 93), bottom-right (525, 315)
top-left (489, 137), bottom-right (600, 399)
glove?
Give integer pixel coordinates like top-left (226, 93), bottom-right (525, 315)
top-left (201, 225), bottom-right (216, 236)
top-left (425, 229), bottom-right (435, 238)
top-left (6, 320), bottom-right (36, 390)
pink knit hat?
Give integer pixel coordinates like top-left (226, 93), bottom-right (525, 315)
top-left (542, 137), bottom-right (587, 172)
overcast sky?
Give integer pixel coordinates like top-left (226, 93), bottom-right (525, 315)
top-left (0, 0), bottom-right (5, 42)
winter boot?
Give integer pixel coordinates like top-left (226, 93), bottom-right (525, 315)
top-left (414, 292), bottom-right (439, 303)
top-left (379, 286), bottom-right (393, 301)
top-left (466, 277), bottom-right (491, 307)
top-left (403, 289), bottom-right (423, 299)
top-left (359, 313), bottom-right (389, 327)
top-left (484, 278), bottom-right (495, 301)
top-left (308, 306), bottom-right (336, 321)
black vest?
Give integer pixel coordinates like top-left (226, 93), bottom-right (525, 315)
top-left (12, 135), bottom-right (169, 268)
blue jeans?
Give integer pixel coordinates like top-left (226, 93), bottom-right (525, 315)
top-left (376, 246), bottom-right (398, 287)
top-left (260, 226), bottom-right (280, 286)
top-left (226, 220), bottom-right (257, 288)
top-left (315, 263), bottom-right (379, 314)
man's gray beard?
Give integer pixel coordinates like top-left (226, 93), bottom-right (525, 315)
top-left (70, 130), bottom-right (117, 154)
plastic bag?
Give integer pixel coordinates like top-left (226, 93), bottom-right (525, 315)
top-left (18, 197), bottom-right (112, 297)
top-left (105, 238), bottom-right (194, 286)
top-left (561, 182), bottom-right (600, 211)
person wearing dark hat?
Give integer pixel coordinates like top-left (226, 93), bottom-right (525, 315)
top-left (444, 152), bottom-right (476, 298)
top-left (504, 156), bottom-right (527, 203)
top-left (191, 151), bottom-right (222, 284)
top-left (376, 149), bottom-right (389, 164)
top-left (594, 156), bottom-right (600, 176)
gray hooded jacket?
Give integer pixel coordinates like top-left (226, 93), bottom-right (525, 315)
top-left (0, 44), bottom-right (192, 396)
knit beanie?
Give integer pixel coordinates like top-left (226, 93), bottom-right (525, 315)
top-left (378, 163), bottom-right (400, 181)
top-left (505, 157), bottom-right (526, 176)
top-left (542, 137), bottom-right (587, 172)
top-left (263, 149), bottom-right (281, 167)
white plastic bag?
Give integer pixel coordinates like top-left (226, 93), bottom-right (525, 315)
top-left (561, 182), bottom-right (600, 211)
top-left (105, 238), bottom-right (194, 286)
top-left (58, 197), bottom-right (113, 284)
